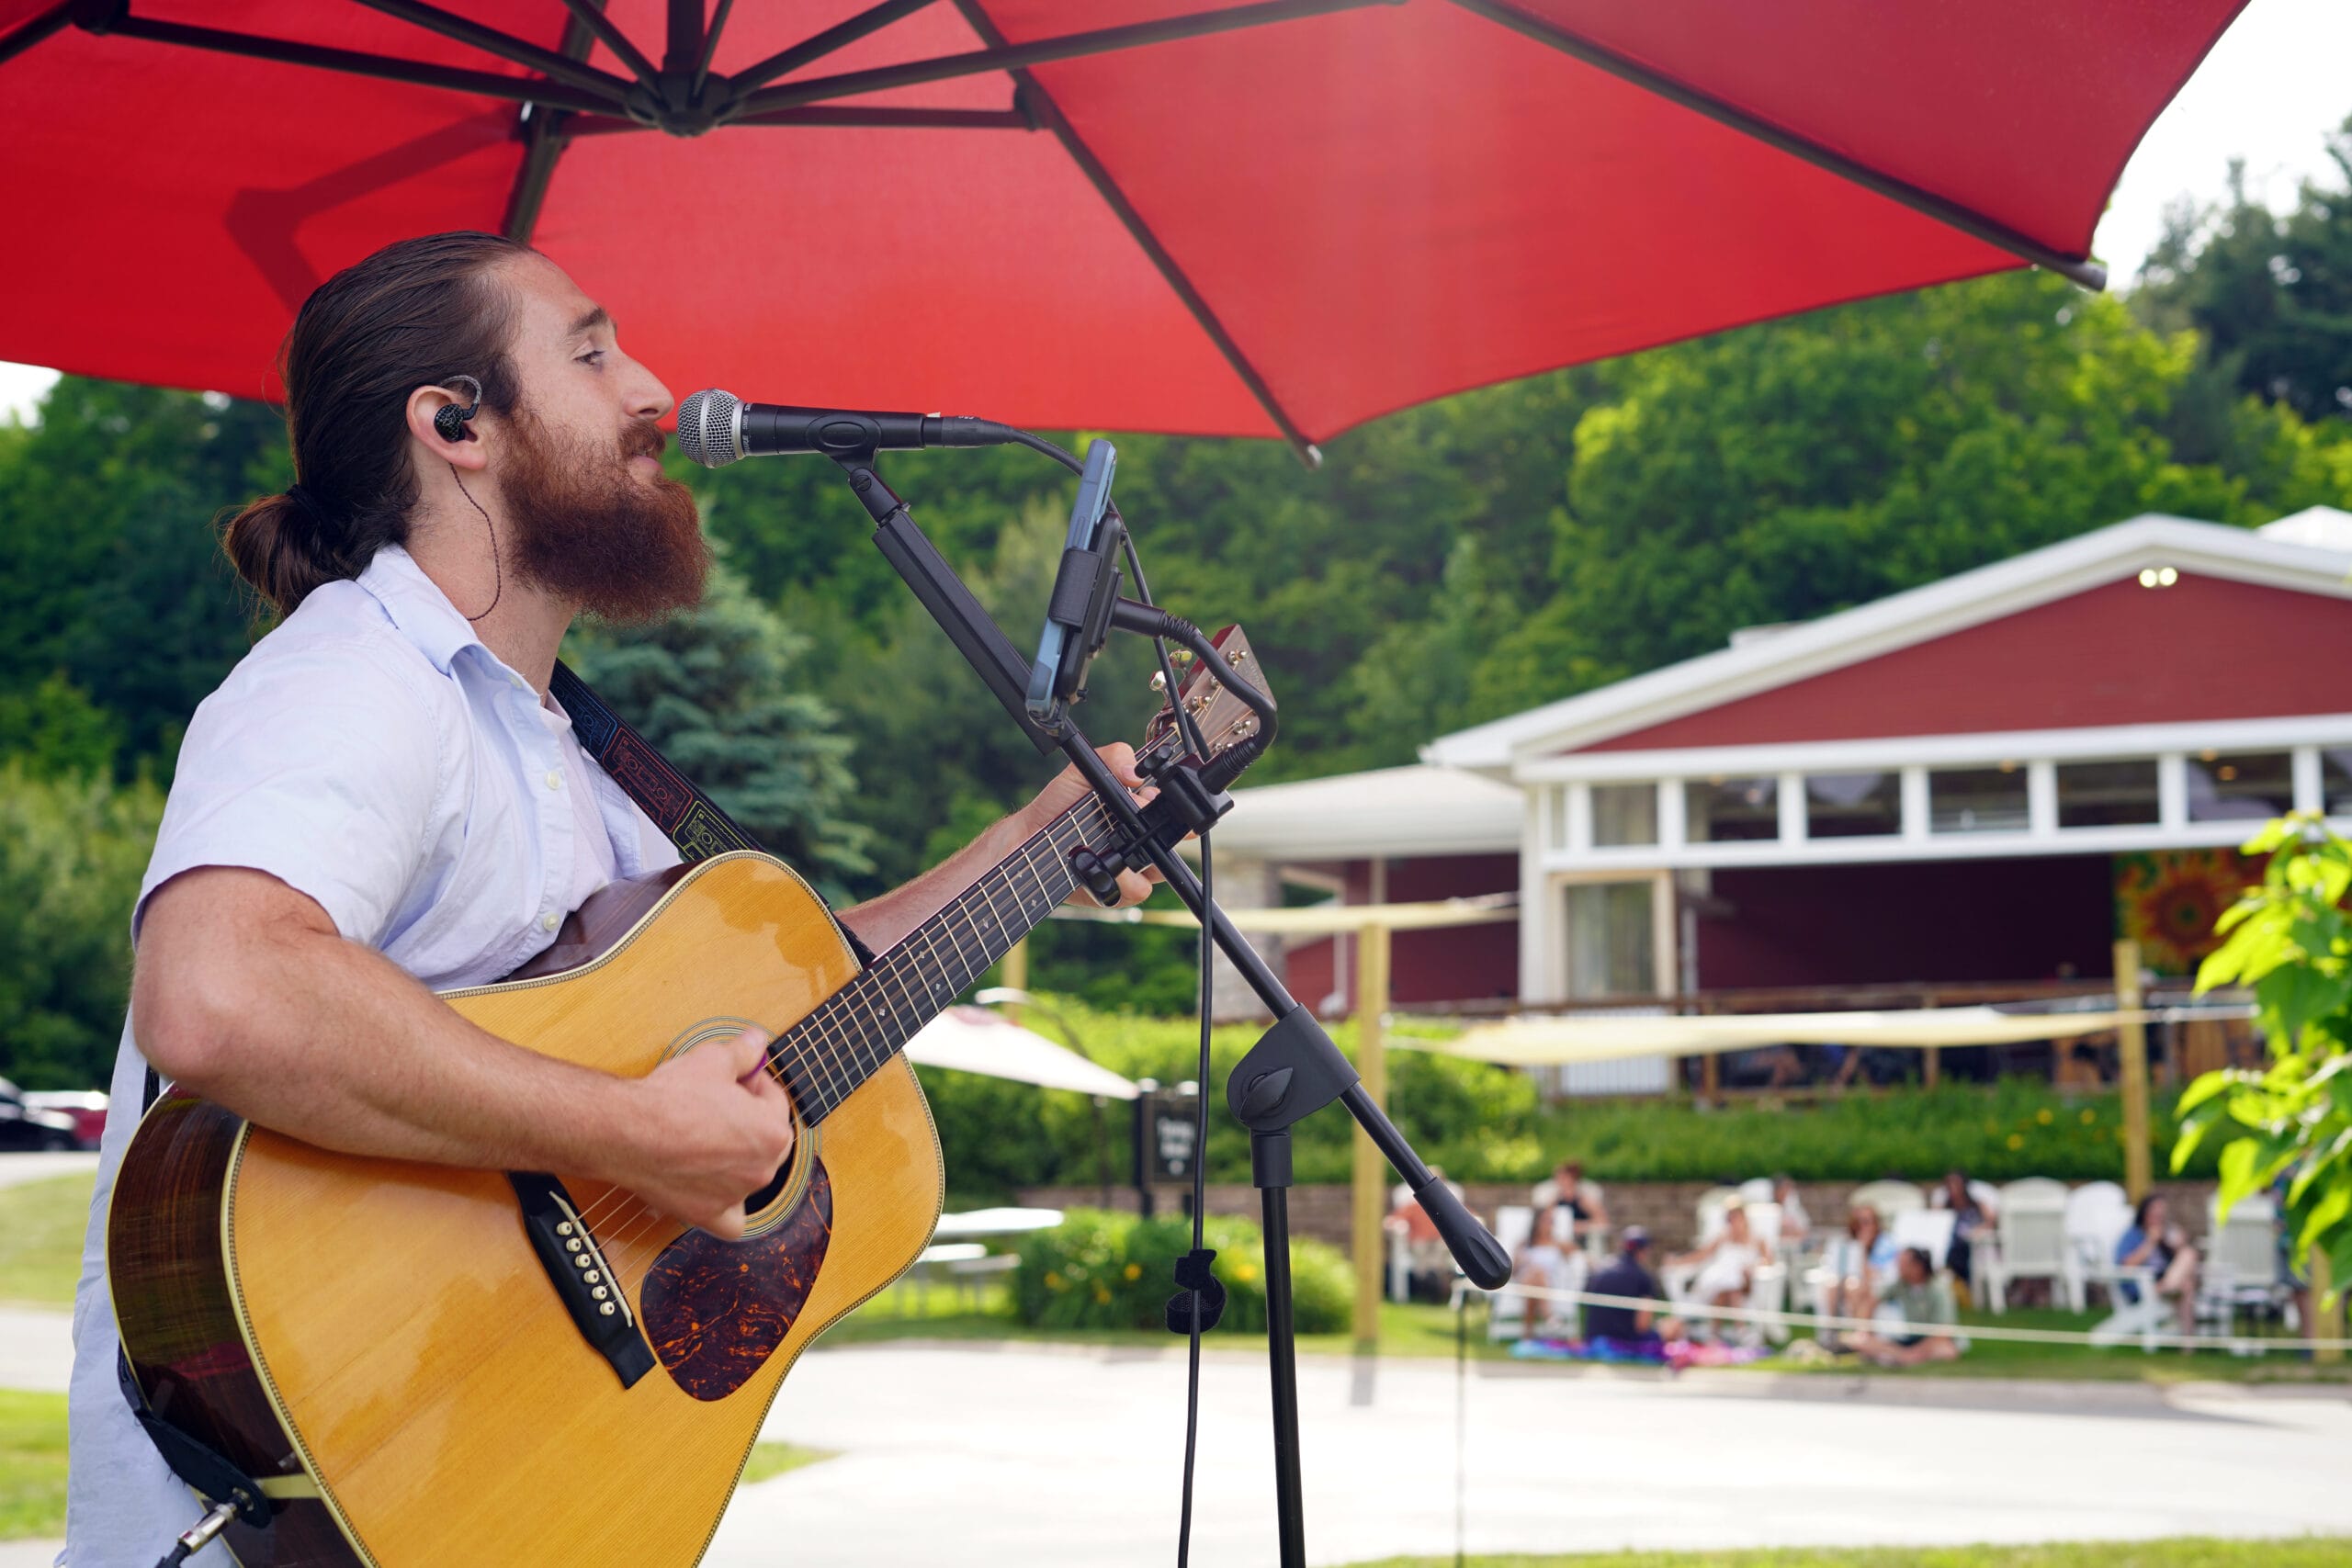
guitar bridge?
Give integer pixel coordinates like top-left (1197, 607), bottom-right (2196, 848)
top-left (509, 1172), bottom-right (657, 1389)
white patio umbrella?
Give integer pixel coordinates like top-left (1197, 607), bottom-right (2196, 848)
top-left (903, 1005), bottom-right (1138, 1100)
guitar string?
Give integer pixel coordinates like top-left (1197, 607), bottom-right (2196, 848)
top-left (570, 807), bottom-right (1091, 1252)
top-left (582, 822), bottom-right (1096, 1265)
top-left (567, 800), bottom-right (1106, 1258)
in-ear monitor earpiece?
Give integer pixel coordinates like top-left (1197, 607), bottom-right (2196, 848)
top-left (435, 375), bottom-right (483, 443)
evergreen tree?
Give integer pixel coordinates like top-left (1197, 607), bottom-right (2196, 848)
top-left (562, 562), bottom-right (873, 900)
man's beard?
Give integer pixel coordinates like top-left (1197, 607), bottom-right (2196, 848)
top-left (500, 406), bottom-right (709, 623)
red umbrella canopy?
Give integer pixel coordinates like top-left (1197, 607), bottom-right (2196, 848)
top-left (0, 0), bottom-right (2245, 457)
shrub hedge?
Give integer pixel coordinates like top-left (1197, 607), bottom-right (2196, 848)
top-left (1011, 1207), bottom-right (1351, 1334)
top-left (917, 997), bottom-right (2210, 1198)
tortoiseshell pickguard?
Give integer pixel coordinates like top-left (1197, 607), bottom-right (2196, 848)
top-left (640, 1158), bottom-right (833, 1400)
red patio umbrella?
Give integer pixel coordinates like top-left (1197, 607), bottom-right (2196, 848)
top-left (0, 0), bottom-right (2246, 459)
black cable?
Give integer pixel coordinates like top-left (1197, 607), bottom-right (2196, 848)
top-left (1008, 427), bottom-right (1083, 472)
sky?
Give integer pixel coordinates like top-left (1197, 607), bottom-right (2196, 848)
top-left (3, 0), bottom-right (2347, 428)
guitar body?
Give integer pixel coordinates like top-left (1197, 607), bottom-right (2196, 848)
top-left (108, 852), bottom-right (944, 1568)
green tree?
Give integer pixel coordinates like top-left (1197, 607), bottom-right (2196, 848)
top-left (1474, 269), bottom-right (2352, 719)
top-left (0, 764), bottom-right (164, 1089)
top-left (0, 378), bottom-right (277, 775)
top-left (2137, 120), bottom-right (2352, 423)
top-left (561, 562), bottom-right (873, 900)
top-left (2177, 814), bottom-right (2352, 1302)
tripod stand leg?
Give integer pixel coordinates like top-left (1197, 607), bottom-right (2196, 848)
top-left (1255, 1130), bottom-right (1306, 1568)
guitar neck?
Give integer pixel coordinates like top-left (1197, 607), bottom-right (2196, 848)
top-left (770, 790), bottom-right (1123, 1122)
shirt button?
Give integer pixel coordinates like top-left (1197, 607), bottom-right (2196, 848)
top-left (541, 912), bottom-right (560, 932)
top-left (510, 674), bottom-right (526, 691)
top-left (546, 770), bottom-right (563, 790)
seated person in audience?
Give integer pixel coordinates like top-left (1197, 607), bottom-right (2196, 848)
top-left (1771, 1174), bottom-right (1811, 1245)
top-left (1819, 1202), bottom-right (1898, 1341)
top-left (1385, 1167), bottom-right (1463, 1302)
top-left (2116, 1193), bottom-right (2201, 1343)
top-left (1513, 1168), bottom-right (1592, 1336)
top-left (1583, 1227), bottom-right (1679, 1352)
top-left (1531, 1158), bottom-right (1610, 1245)
top-left (1670, 1197), bottom-right (1773, 1333)
top-left (1928, 1168), bottom-right (1994, 1296)
top-left (1851, 1246), bottom-right (1962, 1367)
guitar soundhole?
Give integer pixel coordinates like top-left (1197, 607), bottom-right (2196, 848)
top-left (745, 1164), bottom-right (789, 1213)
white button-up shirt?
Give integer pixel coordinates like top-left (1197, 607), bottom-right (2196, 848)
top-left (64, 546), bottom-right (676, 1565)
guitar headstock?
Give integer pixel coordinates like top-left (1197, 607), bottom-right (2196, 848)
top-left (1141, 624), bottom-right (1272, 779)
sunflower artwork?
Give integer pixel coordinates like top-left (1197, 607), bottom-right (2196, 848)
top-left (2112, 849), bottom-right (2257, 975)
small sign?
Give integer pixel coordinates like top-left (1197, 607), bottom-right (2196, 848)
top-left (1149, 1106), bottom-right (1198, 1182)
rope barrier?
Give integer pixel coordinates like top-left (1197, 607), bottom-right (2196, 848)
top-left (1465, 1280), bottom-right (2352, 1355)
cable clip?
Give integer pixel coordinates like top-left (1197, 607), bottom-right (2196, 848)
top-left (1165, 1247), bottom-right (1227, 1334)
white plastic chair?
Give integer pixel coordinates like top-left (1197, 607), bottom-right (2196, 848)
top-left (1890, 1208), bottom-right (1957, 1272)
top-left (1981, 1185), bottom-right (2070, 1313)
top-left (1486, 1204), bottom-right (1538, 1340)
top-left (2202, 1190), bottom-right (2285, 1337)
top-left (1693, 1185), bottom-right (1743, 1243)
top-left (2064, 1180), bottom-right (2133, 1314)
top-left (1848, 1179), bottom-right (1928, 1220)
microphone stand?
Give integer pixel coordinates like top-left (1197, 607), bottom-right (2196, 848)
top-left (825, 446), bottom-right (1511, 1568)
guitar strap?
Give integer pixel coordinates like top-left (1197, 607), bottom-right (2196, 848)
top-left (123, 660), bottom-right (862, 1539)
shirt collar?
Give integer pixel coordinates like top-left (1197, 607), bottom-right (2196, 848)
top-left (356, 544), bottom-right (485, 676)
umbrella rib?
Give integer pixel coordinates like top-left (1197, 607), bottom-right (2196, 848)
top-left (100, 13), bottom-right (620, 115)
top-left (565, 106), bottom-right (1032, 133)
top-left (741, 0), bottom-right (1384, 118)
top-left (558, 0), bottom-right (658, 84)
top-left (729, 0), bottom-right (942, 97)
top-left (342, 0), bottom-right (634, 102)
top-left (500, 7), bottom-right (608, 243)
top-left (950, 1), bottom-right (1322, 466)
top-left (695, 0), bottom-right (735, 86)
top-left (0, 2), bottom-right (70, 68)
top-left (664, 0), bottom-right (702, 75)
top-left (1446, 0), bottom-right (2108, 290)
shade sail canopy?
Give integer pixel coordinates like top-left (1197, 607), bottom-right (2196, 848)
top-left (0, 0), bottom-right (2245, 456)
top-left (1404, 1006), bottom-right (2254, 1067)
top-left (903, 1004), bottom-right (1139, 1098)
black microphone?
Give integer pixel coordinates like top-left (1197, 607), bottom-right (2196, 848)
top-left (675, 388), bottom-right (1021, 468)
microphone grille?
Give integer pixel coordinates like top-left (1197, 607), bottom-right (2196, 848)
top-left (676, 388), bottom-right (741, 468)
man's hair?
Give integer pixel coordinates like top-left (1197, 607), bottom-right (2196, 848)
top-left (223, 231), bottom-right (530, 615)
top-left (1900, 1246), bottom-right (1934, 1275)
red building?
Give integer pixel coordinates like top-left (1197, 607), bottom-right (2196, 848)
top-left (1220, 510), bottom-right (2352, 1051)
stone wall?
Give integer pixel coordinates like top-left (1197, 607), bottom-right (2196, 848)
top-left (1017, 1178), bottom-right (2220, 1258)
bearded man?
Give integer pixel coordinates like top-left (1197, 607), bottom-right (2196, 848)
top-left (64, 231), bottom-right (1157, 1564)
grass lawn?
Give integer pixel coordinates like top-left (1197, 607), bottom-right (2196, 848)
top-left (741, 1441), bottom-right (835, 1484)
top-left (0, 1175), bottom-right (93, 1308)
top-left (0, 1393), bottom-right (68, 1541)
top-left (1341, 1544), bottom-right (2352, 1568)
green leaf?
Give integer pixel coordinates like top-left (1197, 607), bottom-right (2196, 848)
top-left (2297, 1179), bottom-right (2352, 1259)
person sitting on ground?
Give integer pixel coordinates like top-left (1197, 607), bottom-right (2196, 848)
top-left (1531, 1158), bottom-right (1610, 1245)
top-left (1583, 1227), bottom-right (1680, 1354)
top-left (2116, 1192), bottom-right (2201, 1345)
top-left (1928, 1168), bottom-right (1995, 1300)
top-left (1670, 1196), bottom-right (1773, 1335)
top-left (1818, 1201), bottom-right (1898, 1341)
top-left (1850, 1246), bottom-right (1962, 1367)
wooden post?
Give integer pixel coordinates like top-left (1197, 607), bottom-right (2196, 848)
top-left (1001, 936), bottom-right (1028, 1025)
top-left (1924, 1045), bottom-right (1940, 1089)
top-left (2312, 1248), bottom-right (2343, 1364)
top-left (2113, 939), bottom-right (2153, 1202)
top-left (1352, 921), bottom-right (1392, 1353)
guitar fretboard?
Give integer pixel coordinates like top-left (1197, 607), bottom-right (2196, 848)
top-left (768, 792), bottom-right (1122, 1122)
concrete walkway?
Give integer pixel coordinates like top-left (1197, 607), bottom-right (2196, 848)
top-left (17, 1329), bottom-right (2352, 1566)
top-left (0, 1153), bottom-right (96, 1192)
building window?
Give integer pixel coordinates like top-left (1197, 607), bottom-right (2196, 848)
top-left (1591, 783), bottom-right (1657, 847)
top-left (2056, 759), bottom-right (2159, 828)
top-left (2185, 751), bottom-right (2293, 822)
top-left (1563, 880), bottom-right (1655, 998)
top-left (1684, 776), bottom-right (1778, 841)
top-left (1805, 772), bottom-right (1901, 838)
top-left (1929, 766), bottom-right (2029, 834)
top-left (2326, 750), bottom-right (2352, 817)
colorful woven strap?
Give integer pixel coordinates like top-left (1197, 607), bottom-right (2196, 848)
top-left (550, 659), bottom-right (763, 863)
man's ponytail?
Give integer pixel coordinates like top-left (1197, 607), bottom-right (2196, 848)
top-left (221, 486), bottom-right (354, 616)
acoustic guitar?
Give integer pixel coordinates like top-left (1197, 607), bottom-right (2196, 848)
top-left (107, 627), bottom-right (1268, 1567)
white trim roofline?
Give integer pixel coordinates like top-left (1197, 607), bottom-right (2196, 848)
top-left (1422, 515), bottom-right (2352, 776)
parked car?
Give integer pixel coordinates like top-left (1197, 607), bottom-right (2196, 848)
top-left (0, 1078), bottom-right (84, 1152)
top-left (22, 1089), bottom-right (107, 1150)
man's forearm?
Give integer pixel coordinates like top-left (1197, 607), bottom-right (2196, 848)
top-left (839, 804), bottom-right (1045, 953)
top-left (135, 872), bottom-right (639, 1180)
